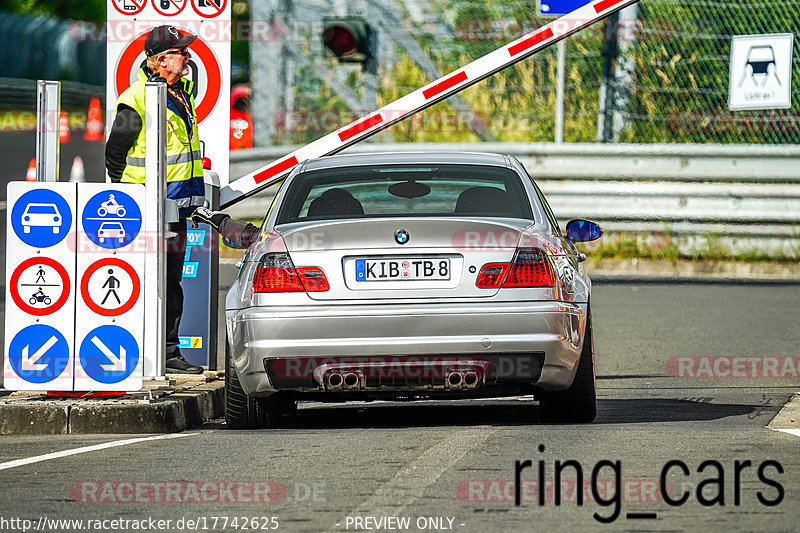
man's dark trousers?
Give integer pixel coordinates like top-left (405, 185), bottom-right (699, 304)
top-left (166, 223), bottom-right (187, 358)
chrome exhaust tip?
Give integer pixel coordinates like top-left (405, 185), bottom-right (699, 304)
top-left (446, 371), bottom-right (464, 388)
top-left (327, 372), bottom-right (343, 389)
top-left (343, 372), bottom-right (360, 389)
top-left (463, 371), bottom-right (479, 388)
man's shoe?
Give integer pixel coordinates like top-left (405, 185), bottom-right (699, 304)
top-left (191, 206), bottom-right (229, 230)
top-left (166, 354), bottom-right (203, 374)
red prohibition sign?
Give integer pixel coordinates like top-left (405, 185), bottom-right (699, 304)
top-left (191, 0), bottom-right (226, 18)
top-left (115, 30), bottom-right (222, 124)
top-left (80, 258), bottom-right (141, 317)
top-left (152, 0), bottom-right (188, 17)
top-left (10, 257), bottom-right (71, 316)
top-left (112, 0), bottom-right (147, 16)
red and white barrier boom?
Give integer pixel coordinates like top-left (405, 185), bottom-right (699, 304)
top-left (220, 0), bottom-right (640, 209)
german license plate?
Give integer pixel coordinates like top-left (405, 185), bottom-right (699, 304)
top-left (355, 258), bottom-right (451, 281)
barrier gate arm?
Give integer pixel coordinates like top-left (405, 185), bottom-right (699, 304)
top-left (220, 0), bottom-right (639, 209)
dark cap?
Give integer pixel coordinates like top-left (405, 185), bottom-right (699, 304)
top-left (144, 25), bottom-right (196, 57)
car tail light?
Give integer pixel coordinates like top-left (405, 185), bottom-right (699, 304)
top-left (476, 263), bottom-right (510, 289)
top-left (296, 267), bottom-right (330, 292)
top-left (253, 253), bottom-right (329, 293)
top-left (476, 248), bottom-right (555, 289)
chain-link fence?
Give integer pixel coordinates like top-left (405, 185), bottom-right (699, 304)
top-left (265, 0), bottom-right (799, 146)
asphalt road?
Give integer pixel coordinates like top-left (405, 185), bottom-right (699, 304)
top-left (1, 280), bottom-right (798, 532)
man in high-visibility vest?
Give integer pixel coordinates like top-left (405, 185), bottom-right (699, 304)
top-left (105, 25), bottom-right (205, 374)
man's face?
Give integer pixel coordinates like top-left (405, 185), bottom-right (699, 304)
top-left (160, 47), bottom-right (191, 79)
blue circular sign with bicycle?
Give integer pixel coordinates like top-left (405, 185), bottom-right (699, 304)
top-left (11, 189), bottom-right (73, 248)
top-left (82, 190), bottom-right (142, 249)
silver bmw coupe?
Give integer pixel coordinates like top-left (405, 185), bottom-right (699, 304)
top-left (225, 151), bottom-right (603, 428)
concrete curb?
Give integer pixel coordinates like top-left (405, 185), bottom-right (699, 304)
top-left (0, 379), bottom-right (224, 435)
top-left (768, 393), bottom-right (800, 430)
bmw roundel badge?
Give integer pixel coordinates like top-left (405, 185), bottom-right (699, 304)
top-left (394, 229), bottom-right (410, 245)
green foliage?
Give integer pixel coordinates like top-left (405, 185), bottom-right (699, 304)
top-left (0, 0), bottom-right (105, 20)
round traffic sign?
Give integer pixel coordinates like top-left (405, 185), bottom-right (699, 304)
top-left (114, 30), bottom-right (222, 124)
top-left (112, 0), bottom-right (146, 16)
top-left (8, 325), bottom-right (70, 384)
top-left (152, 0), bottom-right (187, 17)
top-left (11, 189), bottom-right (72, 248)
top-left (81, 189), bottom-right (142, 249)
top-left (79, 325), bottom-right (140, 383)
top-left (191, 0), bottom-right (226, 18)
top-left (80, 258), bottom-right (141, 317)
top-left (9, 257), bottom-right (71, 316)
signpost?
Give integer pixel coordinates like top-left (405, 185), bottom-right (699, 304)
top-left (105, 0), bottom-right (231, 186)
top-left (4, 182), bottom-right (145, 392)
top-left (4, 182), bottom-right (77, 390)
top-left (74, 184), bottom-right (146, 390)
top-left (729, 33), bottom-right (794, 111)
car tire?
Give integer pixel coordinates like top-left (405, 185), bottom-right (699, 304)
top-left (225, 343), bottom-right (281, 429)
top-left (538, 312), bottom-right (596, 423)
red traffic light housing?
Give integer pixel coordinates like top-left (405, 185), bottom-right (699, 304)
top-left (322, 17), bottom-right (372, 64)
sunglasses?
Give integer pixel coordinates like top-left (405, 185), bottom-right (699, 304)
top-left (164, 48), bottom-right (190, 57)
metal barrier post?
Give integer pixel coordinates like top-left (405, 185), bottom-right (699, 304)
top-left (35, 80), bottom-right (60, 182)
top-left (143, 81), bottom-right (168, 379)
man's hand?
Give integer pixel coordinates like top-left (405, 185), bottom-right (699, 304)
top-left (191, 206), bottom-right (230, 230)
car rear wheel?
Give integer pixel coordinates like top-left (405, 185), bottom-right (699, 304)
top-left (537, 313), bottom-right (596, 423)
top-left (225, 343), bottom-right (282, 429)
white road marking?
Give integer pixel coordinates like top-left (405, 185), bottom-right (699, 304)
top-left (333, 426), bottom-right (498, 529)
top-left (772, 428), bottom-right (800, 437)
top-left (0, 433), bottom-right (198, 471)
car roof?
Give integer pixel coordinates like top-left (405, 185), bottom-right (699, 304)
top-left (300, 151), bottom-right (511, 171)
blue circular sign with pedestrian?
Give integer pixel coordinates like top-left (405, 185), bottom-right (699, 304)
top-left (11, 189), bottom-right (72, 248)
top-left (79, 325), bottom-right (139, 383)
top-left (8, 325), bottom-right (70, 383)
top-left (82, 190), bottom-right (142, 249)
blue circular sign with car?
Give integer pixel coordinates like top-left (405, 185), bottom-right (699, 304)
top-left (11, 189), bottom-right (72, 248)
top-left (82, 190), bottom-right (142, 249)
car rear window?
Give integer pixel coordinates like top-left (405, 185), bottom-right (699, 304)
top-left (275, 164), bottom-right (533, 224)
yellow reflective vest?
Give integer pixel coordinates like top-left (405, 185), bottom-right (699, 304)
top-left (115, 69), bottom-right (205, 209)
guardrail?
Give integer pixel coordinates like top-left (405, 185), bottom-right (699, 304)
top-left (228, 143), bottom-right (800, 259)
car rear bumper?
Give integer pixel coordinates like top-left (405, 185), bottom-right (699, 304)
top-left (226, 300), bottom-right (588, 396)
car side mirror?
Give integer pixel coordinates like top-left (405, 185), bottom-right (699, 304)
top-left (565, 219), bottom-right (603, 242)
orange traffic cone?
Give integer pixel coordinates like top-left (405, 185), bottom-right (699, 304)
top-left (84, 96), bottom-right (103, 141)
top-left (59, 110), bottom-right (70, 143)
top-left (26, 158), bottom-right (36, 181)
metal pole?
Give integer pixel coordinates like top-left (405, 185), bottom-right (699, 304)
top-left (35, 80), bottom-right (61, 182)
top-left (143, 81), bottom-right (168, 379)
top-left (555, 40), bottom-right (566, 144)
top-left (597, 11), bottom-right (620, 143)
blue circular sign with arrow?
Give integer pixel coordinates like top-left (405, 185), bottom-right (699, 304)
top-left (82, 190), bottom-right (142, 249)
top-left (8, 325), bottom-right (70, 383)
top-left (79, 325), bottom-right (139, 383)
top-left (11, 189), bottom-right (73, 248)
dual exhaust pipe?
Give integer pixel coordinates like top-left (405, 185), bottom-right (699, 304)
top-left (312, 361), bottom-right (489, 391)
top-left (326, 372), bottom-right (360, 390)
top-left (446, 370), bottom-right (481, 390)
